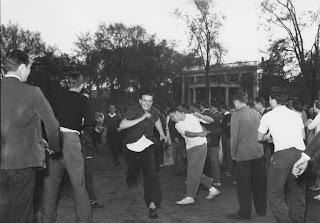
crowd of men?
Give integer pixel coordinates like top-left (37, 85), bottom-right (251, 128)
top-left (1, 50), bottom-right (320, 223)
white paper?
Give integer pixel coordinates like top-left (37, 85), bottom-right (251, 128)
top-left (126, 135), bottom-right (154, 152)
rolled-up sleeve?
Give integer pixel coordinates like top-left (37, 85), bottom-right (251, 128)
top-left (258, 115), bottom-right (269, 134)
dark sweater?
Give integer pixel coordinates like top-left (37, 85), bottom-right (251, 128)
top-left (51, 91), bottom-right (94, 131)
top-left (104, 114), bottom-right (122, 133)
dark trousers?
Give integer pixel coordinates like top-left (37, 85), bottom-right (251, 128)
top-left (236, 157), bottom-right (266, 219)
top-left (222, 134), bottom-right (234, 174)
top-left (107, 132), bottom-right (120, 162)
top-left (91, 130), bottom-right (101, 153)
top-left (0, 168), bottom-right (36, 223)
top-left (263, 142), bottom-right (274, 176)
top-left (267, 148), bottom-right (306, 223)
top-left (154, 139), bottom-right (164, 170)
top-left (82, 142), bottom-right (97, 202)
top-left (125, 145), bottom-right (162, 207)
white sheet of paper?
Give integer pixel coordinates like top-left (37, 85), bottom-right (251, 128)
top-left (126, 135), bottom-right (154, 152)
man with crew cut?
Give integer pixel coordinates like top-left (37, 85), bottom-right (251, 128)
top-left (42, 72), bottom-right (95, 223)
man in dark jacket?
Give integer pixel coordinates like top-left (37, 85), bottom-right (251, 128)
top-left (0, 50), bottom-right (60, 223)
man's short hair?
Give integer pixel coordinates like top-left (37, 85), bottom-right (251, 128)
top-left (221, 104), bottom-right (229, 111)
top-left (199, 101), bottom-right (209, 109)
top-left (68, 72), bottom-right (84, 88)
top-left (270, 86), bottom-right (288, 105)
top-left (292, 101), bottom-right (303, 112)
top-left (211, 103), bottom-right (220, 111)
top-left (167, 107), bottom-right (180, 114)
top-left (232, 91), bottom-right (248, 104)
top-left (254, 97), bottom-right (265, 107)
top-left (4, 50), bottom-right (31, 73)
top-left (139, 90), bottom-right (153, 99)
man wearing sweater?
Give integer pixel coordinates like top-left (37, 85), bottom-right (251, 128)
top-left (42, 72), bottom-right (95, 223)
top-left (104, 104), bottom-right (122, 165)
top-left (228, 92), bottom-right (266, 220)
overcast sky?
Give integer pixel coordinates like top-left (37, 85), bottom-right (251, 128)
top-left (2, 0), bottom-right (319, 63)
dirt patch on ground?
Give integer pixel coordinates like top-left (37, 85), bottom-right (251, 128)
top-left (35, 144), bottom-right (320, 223)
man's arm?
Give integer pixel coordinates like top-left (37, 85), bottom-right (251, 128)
top-left (155, 118), bottom-right (167, 142)
top-left (34, 87), bottom-right (60, 152)
top-left (119, 112), bottom-right (150, 130)
top-left (292, 132), bottom-right (320, 177)
top-left (83, 99), bottom-right (95, 127)
top-left (257, 132), bottom-right (271, 142)
top-left (193, 112), bottom-right (214, 123)
top-left (185, 130), bottom-right (208, 138)
top-left (230, 115), bottom-right (239, 160)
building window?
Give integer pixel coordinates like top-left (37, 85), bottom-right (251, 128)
top-left (227, 74), bottom-right (239, 82)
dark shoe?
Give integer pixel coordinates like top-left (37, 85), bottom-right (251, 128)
top-left (115, 161), bottom-right (120, 166)
top-left (256, 211), bottom-right (266, 216)
top-left (149, 208), bottom-right (158, 218)
top-left (91, 201), bottom-right (104, 209)
top-left (226, 213), bottom-right (251, 221)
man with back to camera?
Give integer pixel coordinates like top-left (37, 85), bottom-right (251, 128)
top-left (0, 50), bottom-right (60, 223)
top-left (258, 86), bottom-right (306, 223)
top-left (228, 91), bottom-right (266, 220)
top-left (119, 90), bottom-right (166, 219)
top-left (42, 72), bottom-right (95, 223)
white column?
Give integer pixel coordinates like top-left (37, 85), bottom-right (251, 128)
top-left (193, 88), bottom-right (196, 103)
top-left (188, 88), bottom-right (191, 105)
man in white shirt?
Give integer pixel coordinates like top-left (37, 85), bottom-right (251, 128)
top-left (257, 86), bottom-right (306, 223)
top-left (168, 107), bottom-right (220, 205)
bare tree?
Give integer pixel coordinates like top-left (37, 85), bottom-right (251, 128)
top-left (175, 0), bottom-right (226, 103)
top-left (260, 0), bottom-right (320, 104)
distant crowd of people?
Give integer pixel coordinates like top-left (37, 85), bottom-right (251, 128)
top-left (1, 50), bottom-right (320, 223)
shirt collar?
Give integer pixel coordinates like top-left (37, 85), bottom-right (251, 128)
top-left (224, 111), bottom-right (230, 115)
top-left (5, 74), bottom-right (21, 81)
top-left (108, 113), bottom-right (116, 118)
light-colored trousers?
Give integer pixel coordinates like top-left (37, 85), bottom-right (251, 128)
top-left (186, 144), bottom-right (213, 198)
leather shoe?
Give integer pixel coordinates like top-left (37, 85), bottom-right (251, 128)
top-left (149, 208), bottom-right (158, 218)
top-left (176, 197), bottom-right (195, 205)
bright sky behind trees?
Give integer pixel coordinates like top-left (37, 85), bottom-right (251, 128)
top-left (2, 0), bottom-right (319, 63)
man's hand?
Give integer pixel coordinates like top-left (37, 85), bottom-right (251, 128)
top-left (42, 138), bottom-right (54, 154)
top-left (142, 111), bottom-right (151, 119)
top-left (193, 112), bottom-right (202, 118)
top-left (160, 134), bottom-right (167, 143)
top-left (292, 155), bottom-right (309, 177)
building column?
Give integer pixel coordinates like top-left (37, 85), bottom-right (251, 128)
top-left (193, 88), bottom-right (196, 103)
top-left (188, 88), bottom-right (191, 105)
top-left (181, 74), bottom-right (185, 104)
top-left (209, 87), bottom-right (212, 104)
top-left (225, 87), bottom-right (229, 105)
